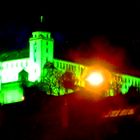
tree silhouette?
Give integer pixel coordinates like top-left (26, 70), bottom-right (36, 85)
top-left (39, 62), bottom-right (63, 95)
top-left (60, 70), bottom-right (78, 93)
top-left (110, 74), bottom-right (123, 95)
top-left (123, 86), bottom-right (140, 105)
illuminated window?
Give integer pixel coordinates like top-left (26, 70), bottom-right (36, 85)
top-left (10, 63), bottom-right (13, 68)
top-left (34, 47), bottom-right (37, 52)
top-left (0, 66), bottom-right (3, 70)
top-left (2, 65), bottom-right (4, 70)
top-left (21, 62), bottom-right (23, 67)
top-left (63, 63), bottom-right (66, 69)
top-left (69, 65), bottom-right (71, 71)
top-left (81, 67), bottom-right (84, 74)
top-left (133, 80), bottom-right (135, 86)
top-left (125, 84), bottom-right (127, 89)
top-left (34, 42), bottom-right (37, 46)
top-left (71, 65), bottom-right (73, 70)
top-left (137, 81), bottom-right (139, 86)
top-left (54, 62), bottom-right (57, 68)
top-left (57, 62), bottom-right (59, 68)
top-left (62, 63), bottom-right (64, 69)
top-left (16, 63), bottom-right (18, 67)
top-left (60, 63), bottom-right (62, 69)
top-left (135, 81), bottom-right (137, 87)
top-left (136, 81), bottom-right (139, 87)
top-left (125, 78), bottom-right (128, 83)
top-left (123, 78), bottom-right (125, 83)
top-left (6, 63), bottom-right (8, 69)
top-left (67, 64), bottom-right (69, 70)
top-left (34, 47), bottom-right (37, 62)
top-left (26, 61), bottom-right (28, 66)
top-left (34, 56), bottom-right (36, 62)
top-left (78, 66), bottom-right (80, 70)
top-left (71, 65), bottom-right (73, 71)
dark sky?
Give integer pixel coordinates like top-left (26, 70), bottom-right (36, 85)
top-left (0, 14), bottom-right (140, 74)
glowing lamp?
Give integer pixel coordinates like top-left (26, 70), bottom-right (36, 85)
top-left (86, 72), bottom-right (104, 86)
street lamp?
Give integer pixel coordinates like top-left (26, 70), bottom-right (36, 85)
top-left (82, 65), bottom-right (112, 97)
top-left (85, 71), bottom-right (104, 86)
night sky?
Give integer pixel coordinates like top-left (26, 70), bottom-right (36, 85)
top-left (0, 13), bottom-right (140, 74)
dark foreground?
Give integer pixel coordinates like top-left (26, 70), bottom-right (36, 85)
top-left (0, 92), bottom-right (140, 140)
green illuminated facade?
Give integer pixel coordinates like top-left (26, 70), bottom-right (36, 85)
top-left (0, 29), bottom-right (140, 104)
top-left (108, 73), bottom-right (140, 96)
top-left (0, 30), bottom-right (85, 104)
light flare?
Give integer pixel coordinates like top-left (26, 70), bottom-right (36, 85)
top-left (86, 72), bottom-right (104, 86)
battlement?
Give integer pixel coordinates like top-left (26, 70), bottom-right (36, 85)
top-left (30, 31), bottom-right (51, 40)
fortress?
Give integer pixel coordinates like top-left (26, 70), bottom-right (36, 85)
top-left (0, 30), bottom-right (85, 104)
top-left (0, 21), bottom-right (140, 104)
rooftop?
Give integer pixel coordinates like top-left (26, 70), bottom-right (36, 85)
top-left (0, 49), bottom-right (29, 61)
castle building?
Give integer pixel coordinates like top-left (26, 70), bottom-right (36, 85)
top-left (0, 30), bottom-right (85, 104)
top-left (0, 25), bottom-right (140, 104)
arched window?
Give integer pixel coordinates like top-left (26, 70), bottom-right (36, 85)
top-left (34, 46), bottom-right (37, 62)
top-left (18, 69), bottom-right (29, 82)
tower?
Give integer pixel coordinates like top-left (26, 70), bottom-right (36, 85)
top-left (29, 19), bottom-right (54, 82)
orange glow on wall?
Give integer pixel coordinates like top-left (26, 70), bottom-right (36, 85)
top-left (82, 65), bottom-right (112, 93)
top-left (104, 108), bottom-right (135, 118)
top-left (86, 72), bottom-right (104, 86)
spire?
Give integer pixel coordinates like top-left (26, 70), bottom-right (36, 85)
top-left (40, 16), bottom-right (44, 23)
top-left (33, 16), bottom-right (44, 31)
top-left (33, 16), bottom-right (49, 32)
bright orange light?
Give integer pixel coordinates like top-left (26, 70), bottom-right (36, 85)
top-left (82, 64), bottom-right (112, 94)
top-left (86, 72), bottom-right (104, 86)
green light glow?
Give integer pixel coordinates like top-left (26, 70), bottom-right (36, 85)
top-left (110, 73), bottom-right (140, 95)
top-left (0, 83), bottom-right (24, 104)
top-left (29, 31), bottom-right (54, 82)
top-left (109, 89), bottom-right (114, 96)
top-left (0, 31), bottom-right (55, 104)
top-left (1, 59), bottom-right (29, 83)
top-left (0, 29), bottom-right (140, 104)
